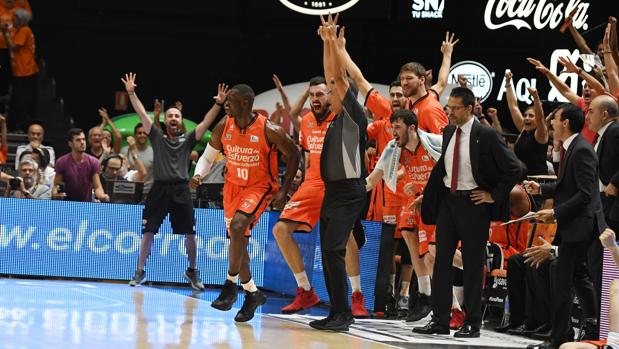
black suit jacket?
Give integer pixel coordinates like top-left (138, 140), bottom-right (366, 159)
top-left (597, 120), bottom-right (619, 221)
top-left (421, 120), bottom-right (521, 225)
top-left (541, 134), bottom-right (604, 244)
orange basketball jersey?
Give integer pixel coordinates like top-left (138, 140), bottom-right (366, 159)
top-left (399, 144), bottom-right (435, 197)
top-left (221, 114), bottom-right (278, 187)
top-left (405, 90), bottom-right (448, 134)
top-left (299, 111), bottom-right (335, 182)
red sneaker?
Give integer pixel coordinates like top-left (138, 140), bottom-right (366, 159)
top-left (352, 291), bottom-right (369, 318)
top-left (449, 308), bottom-right (465, 330)
top-left (281, 287), bottom-right (320, 314)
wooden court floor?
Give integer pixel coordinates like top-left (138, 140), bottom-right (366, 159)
top-left (0, 278), bottom-right (537, 349)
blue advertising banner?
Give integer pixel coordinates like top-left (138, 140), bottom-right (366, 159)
top-left (1, 198), bottom-right (382, 311)
top-left (0, 198), bottom-right (268, 285)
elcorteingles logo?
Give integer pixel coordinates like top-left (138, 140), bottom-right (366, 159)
top-left (279, 0), bottom-right (360, 15)
top-left (449, 61), bottom-right (494, 102)
top-left (411, 0), bottom-right (444, 19)
top-left (484, 0), bottom-right (591, 31)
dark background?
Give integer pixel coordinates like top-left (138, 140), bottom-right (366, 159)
top-left (29, 0), bottom-right (611, 136)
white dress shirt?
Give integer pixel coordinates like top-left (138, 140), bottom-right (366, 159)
top-left (595, 121), bottom-right (612, 191)
top-left (443, 117), bottom-right (478, 190)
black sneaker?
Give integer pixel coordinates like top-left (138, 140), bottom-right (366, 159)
top-left (211, 280), bottom-right (238, 311)
top-left (234, 290), bottom-right (267, 322)
top-left (309, 312), bottom-right (355, 331)
top-left (406, 293), bottom-right (432, 322)
top-left (184, 268), bottom-right (205, 291)
top-left (129, 270), bottom-right (146, 287)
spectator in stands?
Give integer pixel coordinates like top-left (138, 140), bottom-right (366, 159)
top-left (87, 126), bottom-right (105, 159)
top-left (15, 123), bottom-right (56, 169)
top-left (0, 114), bottom-right (7, 164)
top-left (12, 158), bottom-right (50, 199)
top-left (1, 7), bottom-right (37, 132)
top-left (102, 143), bottom-right (147, 184)
top-left (98, 107), bottom-right (122, 155)
top-left (18, 147), bottom-right (53, 186)
top-left (53, 128), bottom-right (109, 202)
top-left (0, 0), bottom-right (31, 97)
top-left (120, 123), bottom-right (153, 195)
top-left (505, 73), bottom-right (549, 176)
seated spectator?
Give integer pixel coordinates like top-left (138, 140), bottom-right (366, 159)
top-left (120, 123), bottom-right (153, 194)
top-left (12, 158), bottom-right (50, 199)
top-left (53, 128), bottom-right (108, 202)
top-left (1, 7), bottom-right (37, 131)
top-left (0, 114), bottom-right (7, 164)
top-left (18, 147), bottom-right (54, 186)
top-left (15, 122), bottom-right (56, 169)
top-left (101, 151), bottom-right (146, 184)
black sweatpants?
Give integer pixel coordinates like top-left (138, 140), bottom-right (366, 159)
top-left (320, 179), bottom-right (366, 315)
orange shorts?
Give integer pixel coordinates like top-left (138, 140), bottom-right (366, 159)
top-left (383, 205), bottom-right (403, 238)
top-left (278, 180), bottom-right (324, 232)
top-left (399, 204), bottom-right (436, 256)
top-left (224, 181), bottom-right (275, 237)
top-left (582, 340), bottom-right (606, 348)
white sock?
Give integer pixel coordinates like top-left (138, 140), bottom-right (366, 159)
top-left (453, 286), bottom-right (464, 306)
top-left (452, 292), bottom-right (462, 311)
top-left (400, 281), bottom-right (410, 296)
top-left (418, 275), bottom-right (431, 296)
top-left (241, 278), bottom-right (258, 293)
top-left (294, 271), bottom-right (311, 291)
top-left (227, 272), bottom-right (238, 283)
top-left (390, 274), bottom-right (396, 294)
top-left (349, 275), bottom-right (361, 292)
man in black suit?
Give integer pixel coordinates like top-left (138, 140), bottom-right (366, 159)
top-left (524, 103), bottom-right (604, 349)
top-left (586, 95), bottom-right (619, 322)
top-left (413, 87), bottom-right (520, 338)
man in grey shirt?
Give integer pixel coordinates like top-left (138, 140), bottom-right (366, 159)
top-left (122, 72), bottom-right (227, 290)
top-left (120, 123), bottom-right (154, 194)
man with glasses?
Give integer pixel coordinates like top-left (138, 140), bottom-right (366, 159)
top-left (414, 87), bottom-right (520, 338)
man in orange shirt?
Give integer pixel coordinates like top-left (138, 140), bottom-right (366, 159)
top-left (366, 109), bottom-right (438, 322)
top-left (272, 76), bottom-right (370, 318)
top-left (196, 84), bottom-right (300, 322)
top-left (1, 7), bottom-right (37, 131)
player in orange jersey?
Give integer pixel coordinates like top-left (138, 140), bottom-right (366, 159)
top-left (366, 109), bottom-right (439, 322)
top-left (272, 76), bottom-right (369, 318)
top-left (194, 84), bottom-right (300, 323)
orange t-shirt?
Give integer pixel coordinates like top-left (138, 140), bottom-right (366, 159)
top-left (221, 114), bottom-right (278, 187)
top-left (10, 25), bottom-right (38, 77)
top-left (399, 144), bottom-right (435, 200)
top-left (299, 111), bottom-right (335, 183)
top-left (405, 89), bottom-right (448, 134)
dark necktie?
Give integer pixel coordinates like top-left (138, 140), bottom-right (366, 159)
top-left (558, 147), bottom-right (565, 177)
top-left (450, 128), bottom-right (462, 193)
top-left (593, 133), bottom-right (600, 148)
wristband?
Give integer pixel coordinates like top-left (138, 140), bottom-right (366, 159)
top-left (215, 101), bottom-right (224, 106)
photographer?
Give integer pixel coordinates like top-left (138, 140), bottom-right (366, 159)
top-left (11, 159), bottom-right (50, 199)
top-left (0, 169), bottom-right (28, 198)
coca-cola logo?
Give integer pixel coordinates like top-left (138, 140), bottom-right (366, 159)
top-left (484, 0), bottom-right (591, 31)
top-left (278, 0), bottom-right (360, 15)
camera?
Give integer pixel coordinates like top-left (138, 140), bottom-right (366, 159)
top-left (9, 177), bottom-right (22, 190)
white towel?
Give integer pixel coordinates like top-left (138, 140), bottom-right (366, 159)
top-left (375, 129), bottom-right (443, 192)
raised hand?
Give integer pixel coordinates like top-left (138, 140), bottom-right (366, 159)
top-left (487, 107), bottom-right (498, 119)
top-left (98, 107), bottom-right (109, 122)
top-left (175, 101), bottom-right (183, 112)
top-left (126, 136), bottom-right (136, 150)
top-left (527, 58), bottom-right (550, 75)
top-left (214, 83), bottom-right (229, 105)
top-left (153, 99), bottom-right (161, 115)
top-left (0, 114), bottom-right (5, 125)
top-left (121, 73), bottom-right (137, 93)
top-left (272, 74), bottom-right (284, 92)
top-left (527, 87), bottom-right (540, 99)
top-left (558, 56), bottom-right (580, 74)
top-left (600, 228), bottom-right (617, 249)
top-left (504, 71), bottom-right (513, 83)
top-left (440, 31), bottom-right (459, 56)
top-left (457, 74), bottom-right (468, 87)
top-left (336, 25), bottom-right (346, 49)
